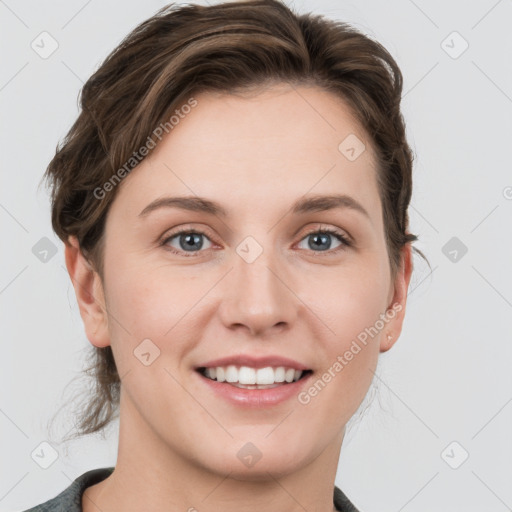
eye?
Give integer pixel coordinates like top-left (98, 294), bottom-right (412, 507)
top-left (162, 228), bottom-right (214, 257)
top-left (161, 226), bottom-right (351, 258)
top-left (296, 228), bottom-right (351, 254)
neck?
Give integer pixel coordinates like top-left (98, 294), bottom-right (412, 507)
top-left (83, 391), bottom-right (345, 512)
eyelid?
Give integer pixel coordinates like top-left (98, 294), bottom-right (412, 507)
top-left (160, 223), bottom-right (353, 256)
top-left (159, 224), bottom-right (220, 250)
top-left (300, 224), bottom-right (353, 245)
top-left (294, 226), bottom-right (352, 255)
top-left (160, 224), bottom-right (216, 241)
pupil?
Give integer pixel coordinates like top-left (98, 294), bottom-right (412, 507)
top-left (181, 233), bottom-right (203, 251)
top-left (310, 233), bottom-right (331, 251)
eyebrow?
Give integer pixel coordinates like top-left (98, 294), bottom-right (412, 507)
top-left (138, 194), bottom-right (370, 219)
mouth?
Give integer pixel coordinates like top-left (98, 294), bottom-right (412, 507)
top-left (196, 365), bottom-right (313, 390)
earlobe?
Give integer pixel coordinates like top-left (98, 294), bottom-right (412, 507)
top-left (380, 243), bottom-right (413, 353)
top-left (64, 236), bottom-right (110, 348)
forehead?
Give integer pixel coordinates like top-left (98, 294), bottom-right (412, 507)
top-left (110, 84), bottom-right (381, 224)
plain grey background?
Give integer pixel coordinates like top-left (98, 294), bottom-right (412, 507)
top-left (2, 1), bottom-right (511, 511)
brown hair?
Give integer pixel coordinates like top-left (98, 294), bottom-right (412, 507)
top-left (45, 0), bottom-right (427, 442)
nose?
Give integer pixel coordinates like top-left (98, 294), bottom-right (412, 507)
top-left (217, 249), bottom-right (298, 338)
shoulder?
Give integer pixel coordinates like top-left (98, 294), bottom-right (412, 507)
top-left (21, 467), bottom-right (114, 512)
top-left (334, 485), bottom-right (361, 512)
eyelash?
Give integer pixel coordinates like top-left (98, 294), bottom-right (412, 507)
top-left (160, 226), bottom-right (352, 258)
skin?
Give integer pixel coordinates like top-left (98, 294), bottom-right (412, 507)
top-left (66, 83), bottom-right (413, 512)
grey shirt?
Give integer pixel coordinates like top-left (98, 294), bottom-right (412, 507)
top-left (22, 467), bottom-right (360, 511)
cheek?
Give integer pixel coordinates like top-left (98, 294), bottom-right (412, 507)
top-left (305, 253), bottom-right (390, 342)
top-left (303, 260), bottom-right (389, 407)
top-left (102, 268), bottom-right (205, 420)
top-left (102, 264), bottom-right (205, 371)
top-left (107, 261), bottom-right (202, 326)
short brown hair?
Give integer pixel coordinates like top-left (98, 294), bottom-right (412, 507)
top-left (45, 0), bottom-right (426, 442)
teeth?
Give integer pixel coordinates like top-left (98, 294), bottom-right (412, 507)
top-left (239, 366), bottom-right (256, 384)
top-left (274, 367), bottom-right (285, 382)
top-left (256, 367), bottom-right (274, 385)
top-left (216, 367), bottom-right (225, 382)
top-left (225, 365), bottom-right (238, 383)
top-left (202, 365), bottom-right (305, 385)
top-left (285, 368), bottom-right (295, 383)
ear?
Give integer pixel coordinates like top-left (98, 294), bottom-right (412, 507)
top-left (380, 242), bottom-right (413, 353)
top-left (64, 236), bottom-right (110, 348)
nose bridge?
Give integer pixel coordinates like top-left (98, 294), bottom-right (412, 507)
top-left (219, 236), bottom-right (297, 335)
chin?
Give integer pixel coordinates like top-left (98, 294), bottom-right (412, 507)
top-left (208, 456), bottom-right (304, 481)
top-left (194, 438), bottom-right (313, 480)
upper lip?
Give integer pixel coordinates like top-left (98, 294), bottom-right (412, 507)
top-left (196, 355), bottom-right (310, 371)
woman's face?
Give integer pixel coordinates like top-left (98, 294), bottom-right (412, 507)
top-left (75, 83), bottom-right (411, 478)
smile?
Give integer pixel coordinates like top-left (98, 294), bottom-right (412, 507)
top-left (197, 365), bottom-right (312, 389)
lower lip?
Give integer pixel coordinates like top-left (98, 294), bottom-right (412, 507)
top-left (196, 371), bottom-right (313, 408)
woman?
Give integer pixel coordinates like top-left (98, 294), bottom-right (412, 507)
top-left (23, 0), bottom-right (425, 510)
